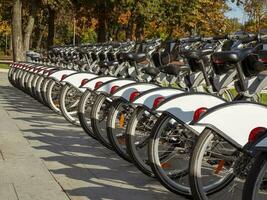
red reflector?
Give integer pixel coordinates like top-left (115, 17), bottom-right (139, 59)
top-left (213, 60), bottom-right (224, 64)
top-left (80, 79), bottom-right (89, 87)
top-left (248, 127), bottom-right (267, 142)
top-left (259, 58), bottom-right (267, 63)
top-left (193, 107), bottom-right (208, 122)
top-left (153, 96), bottom-right (165, 108)
top-left (94, 81), bottom-right (103, 89)
top-left (110, 85), bottom-right (119, 94)
top-left (129, 91), bottom-right (140, 102)
top-left (61, 74), bottom-right (68, 81)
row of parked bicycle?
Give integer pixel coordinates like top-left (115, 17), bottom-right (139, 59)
top-left (7, 31), bottom-right (267, 199)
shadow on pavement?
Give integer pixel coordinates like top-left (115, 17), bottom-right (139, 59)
top-left (0, 83), bottom-right (181, 200)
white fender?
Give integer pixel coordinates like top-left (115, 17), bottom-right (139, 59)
top-left (111, 83), bottom-right (159, 101)
top-left (25, 66), bottom-right (33, 72)
top-left (81, 76), bottom-right (118, 90)
top-left (31, 66), bottom-right (43, 73)
top-left (29, 67), bottom-right (37, 72)
top-left (23, 64), bottom-right (32, 71)
top-left (48, 69), bottom-right (76, 81)
top-left (156, 93), bottom-right (226, 125)
top-left (95, 79), bottom-right (136, 95)
top-left (61, 72), bottom-right (97, 91)
top-left (13, 63), bottom-right (21, 68)
top-left (37, 67), bottom-right (48, 75)
top-left (133, 88), bottom-right (184, 109)
top-left (43, 68), bottom-right (56, 77)
top-left (195, 102), bottom-right (267, 147)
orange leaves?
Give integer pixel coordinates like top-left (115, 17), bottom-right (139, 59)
top-left (0, 21), bottom-right (11, 35)
top-left (118, 11), bottom-right (131, 25)
top-left (91, 18), bottom-right (98, 29)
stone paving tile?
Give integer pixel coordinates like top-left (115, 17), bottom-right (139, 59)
top-left (0, 183), bottom-right (18, 200)
top-left (0, 73), bottom-right (70, 200)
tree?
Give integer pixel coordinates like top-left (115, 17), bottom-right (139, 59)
top-left (243, 0), bottom-right (267, 32)
top-left (12, 0), bottom-right (24, 61)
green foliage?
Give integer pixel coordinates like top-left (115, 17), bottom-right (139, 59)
top-left (54, 23), bottom-right (74, 45)
top-left (0, 0), bottom-right (266, 53)
top-left (80, 28), bottom-right (97, 43)
top-left (0, 63), bottom-right (9, 69)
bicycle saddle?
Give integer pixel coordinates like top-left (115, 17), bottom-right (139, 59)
top-left (98, 61), bottom-right (119, 68)
top-left (160, 64), bottom-right (190, 75)
top-left (212, 48), bottom-right (253, 64)
top-left (142, 67), bottom-right (160, 77)
top-left (61, 60), bottom-right (69, 65)
top-left (186, 49), bottom-right (214, 60)
top-left (126, 53), bottom-right (146, 62)
top-left (76, 47), bottom-right (88, 54)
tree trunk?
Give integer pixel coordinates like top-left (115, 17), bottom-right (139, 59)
top-left (126, 22), bottom-right (133, 40)
top-left (126, 2), bottom-right (137, 40)
top-left (36, 30), bottom-right (44, 50)
top-left (24, 15), bottom-right (35, 51)
top-left (135, 16), bottom-right (144, 40)
top-left (9, 34), bottom-right (12, 52)
top-left (97, 2), bottom-right (107, 42)
top-left (24, 0), bottom-right (38, 51)
top-left (12, 0), bottom-right (25, 61)
top-left (47, 7), bottom-right (55, 48)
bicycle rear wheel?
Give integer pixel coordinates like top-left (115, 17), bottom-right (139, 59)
top-left (189, 129), bottom-right (242, 200)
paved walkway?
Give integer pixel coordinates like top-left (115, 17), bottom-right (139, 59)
top-left (0, 72), bottom-right (181, 200)
top-left (0, 69), bottom-right (9, 73)
top-left (0, 60), bottom-right (12, 64)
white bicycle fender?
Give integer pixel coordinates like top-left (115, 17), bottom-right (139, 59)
top-left (195, 102), bottom-right (267, 148)
top-left (133, 88), bottom-right (184, 110)
top-left (111, 83), bottom-right (159, 101)
top-left (61, 72), bottom-right (97, 90)
top-left (95, 79), bottom-right (136, 95)
top-left (81, 76), bottom-right (118, 91)
top-left (37, 67), bottom-right (49, 75)
top-left (48, 69), bottom-right (76, 81)
top-left (156, 93), bottom-right (226, 125)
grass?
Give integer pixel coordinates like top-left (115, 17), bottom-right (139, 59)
top-left (0, 63), bottom-right (10, 69)
top-left (161, 83), bottom-right (267, 104)
top-left (260, 93), bottom-right (267, 105)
